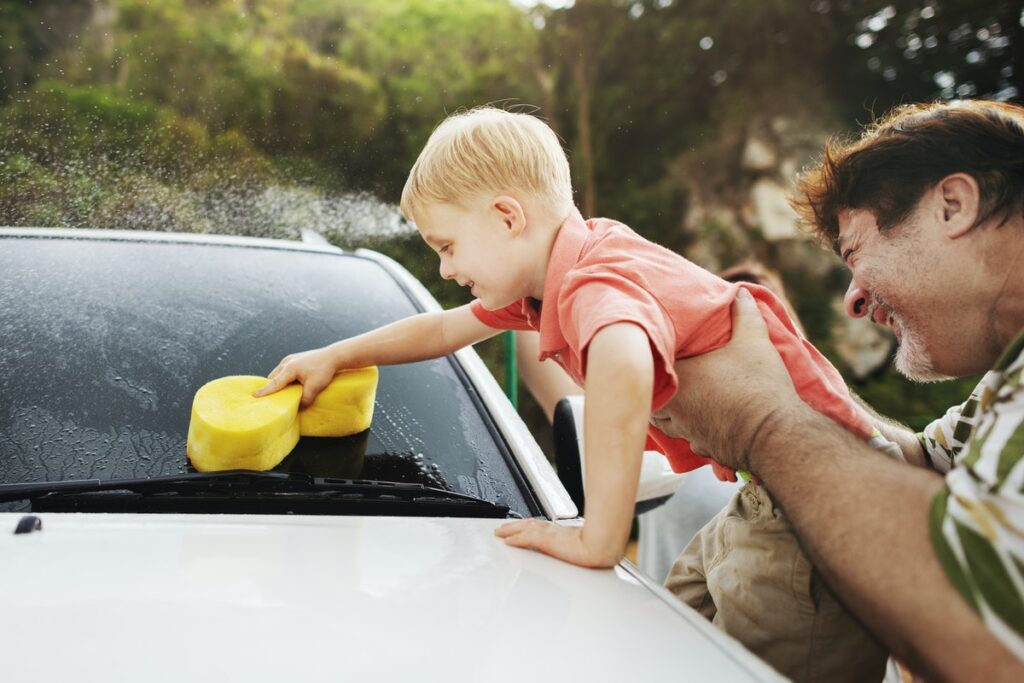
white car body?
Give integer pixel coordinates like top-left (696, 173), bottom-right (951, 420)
top-left (0, 229), bottom-right (782, 682)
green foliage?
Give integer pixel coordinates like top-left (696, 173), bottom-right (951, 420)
top-left (0, 0), bottom-right (1018, 435)
top-left (0, 80), bottom-right (277, 230)
top-left (838, 0), bottom-right (1021, 118)
top-left (2, 80), bottom-right (202, 170)
top-left (854, 372), bottom-right (982, 433)
top-left (0, 3), bottom-right (39, 102)
top-left (325, 0), bottom-right (543, 196)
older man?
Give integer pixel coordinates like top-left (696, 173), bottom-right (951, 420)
top-left (653, 100), bottom-right (1024, 681)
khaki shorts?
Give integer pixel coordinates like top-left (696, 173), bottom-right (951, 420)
top-left (664, 482), bottom-right (888, 682)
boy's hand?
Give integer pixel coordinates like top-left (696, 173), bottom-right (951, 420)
top-left (250, 306), bottom-right (500, 409)
top-left (495, 322), bottom-right (651, 570)
top-left (253, 347), bottom-right (337, 408)
top-left (494, 520), bottom-right (621, 568)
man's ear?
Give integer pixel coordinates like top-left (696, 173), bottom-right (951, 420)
top-left (936, 173), bottom-right (981, 240)
top-left (492, 195), bottom-right (527, 237)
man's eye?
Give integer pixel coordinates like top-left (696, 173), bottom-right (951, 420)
top-left (841, 248), bottom-right (854, 263)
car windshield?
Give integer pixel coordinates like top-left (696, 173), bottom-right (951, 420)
top-left (0, 235), bottom-right (533, 517)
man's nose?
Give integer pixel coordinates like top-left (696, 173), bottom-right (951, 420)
top-left (844, 281), bottom-right (870, 318)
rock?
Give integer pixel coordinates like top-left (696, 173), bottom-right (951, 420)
top-left (770, 116), bottom-right (793, 137)
top-left (741, 136), bottom-right (776, 171)
top-left (682, 198), bottom-right (753, 271)
top-left (779, 158), bottom-right (799, 184)
top-left (775, 239), bottom-right (836, 279)
top-left (751, 178), bottom-right (800, 241)
top-left (684, 239), bottom-right (724, 272)
top-left (830, 297), bottom-right (895, 379)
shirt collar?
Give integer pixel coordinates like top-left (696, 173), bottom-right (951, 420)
top-left (537, 208), bottom-right (591, 358)
top-left (994, 325), bottom-right (1024, 372)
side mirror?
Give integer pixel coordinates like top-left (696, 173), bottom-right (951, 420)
top-left (552, 397), bottom-right (586, 513)
top-left (552, 396), bottom-right (687, 516)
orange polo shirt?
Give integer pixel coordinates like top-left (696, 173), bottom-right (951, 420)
top-left (471, 208), bottom-right (873, 475)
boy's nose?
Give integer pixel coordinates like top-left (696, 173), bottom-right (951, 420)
top-left (439, 260), bottom-right (455, 281)
top-left (844, 281), bottom-right (870, 319)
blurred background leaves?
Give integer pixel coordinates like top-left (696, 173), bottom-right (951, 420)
top-left (2, 0), bottom-right (1018, 439)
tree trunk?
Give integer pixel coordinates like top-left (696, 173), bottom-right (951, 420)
top-left (572, 47), bottom-right (596, 217)
top-left (534, 66), bottom-right (560, 138)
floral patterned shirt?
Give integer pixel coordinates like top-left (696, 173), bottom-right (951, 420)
top-left (921, 328), bottom-right (1024, 659)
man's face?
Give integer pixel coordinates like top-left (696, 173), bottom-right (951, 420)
top-left (838, 207), bottom-right (957, 382)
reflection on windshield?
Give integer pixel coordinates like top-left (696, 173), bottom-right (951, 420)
top-left (0, 238), bottom-right (531, 517)
top-left (275, 431), bottom-right (450, 491)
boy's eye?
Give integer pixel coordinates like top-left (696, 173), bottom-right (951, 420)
top-left (439, 245), bottom-right (450, 254)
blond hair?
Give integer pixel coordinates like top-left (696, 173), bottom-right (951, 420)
top-left (400, 107), bottom-right (573, 221)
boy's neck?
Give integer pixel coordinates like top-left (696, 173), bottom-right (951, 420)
top-left (527, 205), bottom-right (573, 301)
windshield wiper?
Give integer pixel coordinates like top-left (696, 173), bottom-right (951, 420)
top-left (0, 471), bottom-right (519, 518)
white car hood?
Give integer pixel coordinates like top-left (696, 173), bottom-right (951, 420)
top-left (0, 513), bottom-right (781, 682)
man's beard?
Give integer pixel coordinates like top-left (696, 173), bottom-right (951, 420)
top-left (892, 312), bottom-right (954, 383)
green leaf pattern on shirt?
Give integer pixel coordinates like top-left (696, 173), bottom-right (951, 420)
top-left (921, 329), bottom-right (1024, 659)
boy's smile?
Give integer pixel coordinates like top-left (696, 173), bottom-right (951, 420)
top-left (412, 196), bottom-right (554, 311)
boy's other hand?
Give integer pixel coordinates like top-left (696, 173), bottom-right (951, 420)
top-left (495, 519), bottom-right (621, 569)
top-left (253, 347), bottom-right (336, 408)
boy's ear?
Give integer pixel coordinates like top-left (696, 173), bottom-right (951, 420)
top-left (936, 173), bottom-right (981, 240)
top-left (492, 195), bottom-right (527, 236)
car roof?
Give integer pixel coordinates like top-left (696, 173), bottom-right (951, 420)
top-left (1, 225), bottom-right (346, 254)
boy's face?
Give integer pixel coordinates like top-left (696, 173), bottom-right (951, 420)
top-left (414, 199), bottom-right (534, 311)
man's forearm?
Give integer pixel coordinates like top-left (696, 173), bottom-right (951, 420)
top-left (751, 401), bottom-right (1023, 681)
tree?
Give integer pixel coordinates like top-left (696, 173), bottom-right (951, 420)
top-left (327, 0), bottom-right (543, 197)
top-left (839, 0), bottom-right (1022, 117)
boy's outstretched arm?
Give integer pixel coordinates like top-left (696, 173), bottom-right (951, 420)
top-left (850, 392), bottom-right (928, 467)
top-left (496, 322), bottom-right (654, 568)
top-left (255, 304), bottom-right (500, 406)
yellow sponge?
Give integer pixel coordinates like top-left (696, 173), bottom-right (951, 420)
top-left (186, 369), bottom-right (378, 472)
top-left (299, 366), bottom-right (379, 436)
top-left (187, 376), bottom-right (302, 472)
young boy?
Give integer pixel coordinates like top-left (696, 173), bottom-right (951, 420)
top-left (255, 107), bottom-right (895, 677)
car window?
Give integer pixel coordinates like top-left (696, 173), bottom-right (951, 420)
top-left (0, 236), bottom-right (532, 516)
